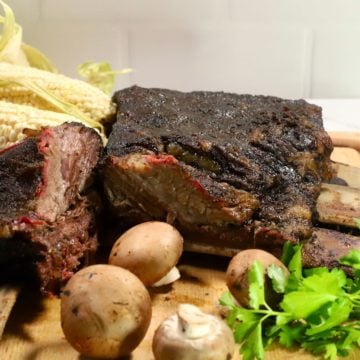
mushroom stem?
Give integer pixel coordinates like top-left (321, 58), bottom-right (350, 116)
top-left (177, 304), bottom-right (212, 339)
top-left (152, 303), bottom-right (236, 360)
top-left (152, 266), bottom-right (180, 287)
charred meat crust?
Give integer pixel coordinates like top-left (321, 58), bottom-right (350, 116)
top-left (0, 137), bottom-right (43, 226)
top-left (0, 197), bottom-right (98, 294)
top-left (104, 86), bottom-right (333, 247)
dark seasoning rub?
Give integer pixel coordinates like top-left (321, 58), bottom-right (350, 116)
top-left (103, 86), bottom-right (333, 254)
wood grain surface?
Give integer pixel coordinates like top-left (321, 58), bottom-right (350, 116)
top-left (0, 286), bottom-right (20, 339)
top-left (0, 147), bottom-right (359, 360)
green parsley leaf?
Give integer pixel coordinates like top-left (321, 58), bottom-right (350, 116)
top-left (219, 291), bottom-right (236, 309)
top-left (220, 244), bottom-right (360, 360)
top-left (219, 292), bottom-right (239, 328)
top-left (285, 244), bottom-right (303, 291)
top-left (248, 261), bottom-right (266, 309)
top-left (281, 291), bottom-right (337, 319)
top-left (277, 323), bottom-right (306, 347)
top-left (324, 343), bottom-right (338, 360)
top-left (301, 269), bottom-right (346, 295)
top-left (233, 308), bottom-right (262, 343)
top-left (341, 326), bottom-right (360, 351)
top-left (340, 250), bottom-right (360, 270)
top-left (306, 297), bottom-right (352, 335)
top-left (303, 267), bottom-right (328, 277)
top-left (281, 241), bottom-right (295, 265)
top-left (354, 218), bottom-right (360, 229)
top-left (275, 313), bottom-right (293, 326)
top-left (288, 244), bottom-right (302, 276)
top-left (240, 323), bottom-right (265, 360)
top-left (301, 340), bottom-right (333, 358)
top-left (267, 264), bottom-right (288, 293)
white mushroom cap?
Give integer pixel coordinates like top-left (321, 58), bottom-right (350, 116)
top-left (152, 304), bottom-right (235, 360)
top-left (61, 264), bottom-right (152, 359)
top-left (109, 221), bottom-right (183, 287)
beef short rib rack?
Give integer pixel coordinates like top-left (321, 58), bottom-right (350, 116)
top-left (103, 86), bottom-right (334, 255)
top-left (0, 88), bottom-right (356, 295)
top-left (0, 123), bottom-right (102, 293)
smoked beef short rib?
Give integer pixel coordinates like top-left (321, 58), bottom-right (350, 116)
top-left (0, 123), bottom-right (102, 293)
top-left (103, 86), bottom-right (333, 254)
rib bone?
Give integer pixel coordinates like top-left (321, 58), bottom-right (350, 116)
top-left (184, 167), bottom-right (360, 258)
top-left (317, 183), bottom-right (360, 228)
top-left (331, 162), bottom-right (360, 189)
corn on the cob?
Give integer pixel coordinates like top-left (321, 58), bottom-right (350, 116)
top-left (0, 100), bottom-right (89, 149)
top-left (0, 62), bottom-right (116, 123)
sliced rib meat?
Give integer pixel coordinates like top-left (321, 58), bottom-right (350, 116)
top-left (0, 123), bottom-right (102, 293)
top-left (103, 86), bottom-right (333, 252)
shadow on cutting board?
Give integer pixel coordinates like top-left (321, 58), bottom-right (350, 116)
top-left (3, 285), bottom-right (45, 341)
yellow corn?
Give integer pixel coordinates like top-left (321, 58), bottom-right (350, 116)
top-left (0, 62), bottom-right (116, 123)
top-left (0, 100), bottom-right (86, 149)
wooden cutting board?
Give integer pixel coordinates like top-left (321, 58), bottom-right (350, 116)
top-left (0, 146), bottom-right (359, 360)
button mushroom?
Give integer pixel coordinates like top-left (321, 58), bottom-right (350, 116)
top-left (109, 221), bottom-right (184, 287)
top-left (152, 303), bottom-right (235, 360)
top-left (60, 264), bottom-right (152, 359)
top-left (226, 249), bottom-right (289, 308)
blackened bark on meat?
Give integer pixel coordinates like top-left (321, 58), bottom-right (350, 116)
top-left (0, 138), bottom-right (43, 229)
top-left (0, 123), bottom-right (102, 293)
top-left (0, 198), bottom-right (97, 294)
top-left (104, 86), bottom-right (333, 250)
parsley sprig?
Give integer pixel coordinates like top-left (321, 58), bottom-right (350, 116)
top-left (219, 243), bottom-right (360, 360)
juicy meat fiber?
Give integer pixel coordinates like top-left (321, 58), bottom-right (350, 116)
top-left (104, 86), bottom-right (333, 252)
top-left (0, 122), bottom-right (102, 228)
top-left (0, 198), bottom-right (97, 293)
top-left (0, 123), bottom-right (102, 293)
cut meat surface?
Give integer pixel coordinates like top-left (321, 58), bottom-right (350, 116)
top-left (104, 153), bottom-right (259, 227)
top-left (0, 198), bottom-right (97, 294)
top-left (0, 123), bottom-right (102, 293)
top-left (0, 122), bottom-right (102, 233)
top-left (103, 86), bottom-right (333, 252)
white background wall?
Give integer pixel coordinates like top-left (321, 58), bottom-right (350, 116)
top-left (7, 0), bottom-right (360, 99)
